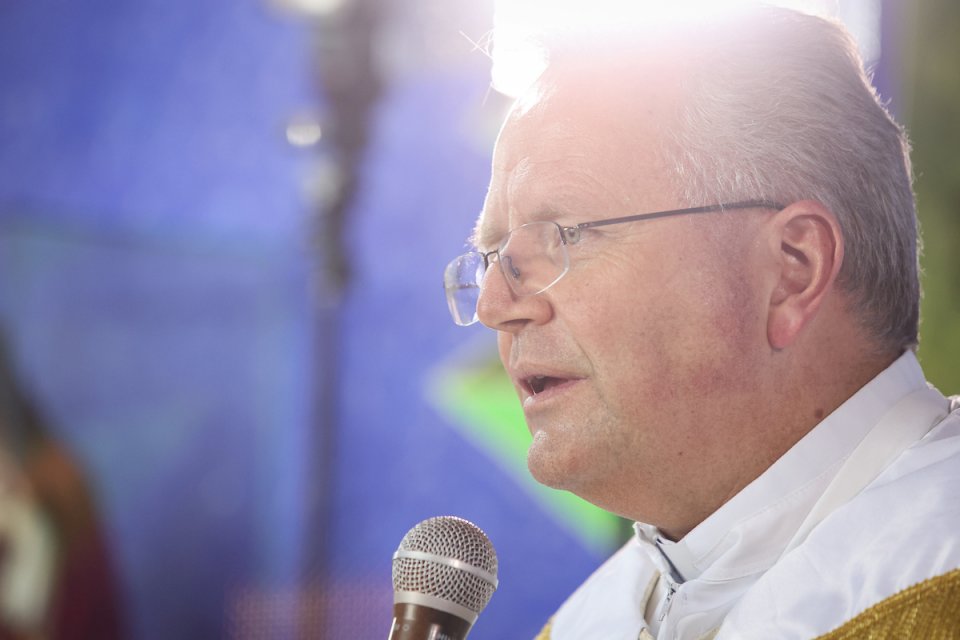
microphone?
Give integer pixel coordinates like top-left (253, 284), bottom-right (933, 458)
top-left (389, 516), bottom-right (499, 640)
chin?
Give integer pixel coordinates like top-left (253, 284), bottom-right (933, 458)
top-left (526, 433), bottom-right (583, 491)
top-left (527, 459), bottom-right (566, 490)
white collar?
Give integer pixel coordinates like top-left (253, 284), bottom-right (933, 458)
top-left (636, 350), bottom-right (927, 583)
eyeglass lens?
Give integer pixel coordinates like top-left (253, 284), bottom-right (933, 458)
top-left (443, 221), bottom-right (570, 326)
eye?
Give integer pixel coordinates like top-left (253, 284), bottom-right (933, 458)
top-left (502, 255), bottom-right (522, 280)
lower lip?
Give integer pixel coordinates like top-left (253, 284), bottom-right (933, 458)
top-left (523, 379), bottom-right (582, 410)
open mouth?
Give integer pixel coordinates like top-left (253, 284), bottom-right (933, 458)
top-left (527, 375), bottom-right (566, 395)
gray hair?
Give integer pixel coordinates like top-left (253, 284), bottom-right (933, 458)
top-left (525, 6), bottom-right (920, 352)
top-left (662, 7), bottom-right (919, 351)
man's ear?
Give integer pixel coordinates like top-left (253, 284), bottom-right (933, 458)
top-left (767, 200), bottom-right (844, 350)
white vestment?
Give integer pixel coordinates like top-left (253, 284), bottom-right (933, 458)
top-left (546, 351), bottom-right (960, 639)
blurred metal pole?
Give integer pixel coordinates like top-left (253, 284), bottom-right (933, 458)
top-left (305, 0), bottom-right (384, 636)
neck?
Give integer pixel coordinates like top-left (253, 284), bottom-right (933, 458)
top-left (660, 320), bottom-right (898, 541)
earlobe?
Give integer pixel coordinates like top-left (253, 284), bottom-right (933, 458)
top-left (766, 201), bottom-right (844, 350)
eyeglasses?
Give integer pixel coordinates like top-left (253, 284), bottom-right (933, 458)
top-left (443, 200), bottom-right (784, 326)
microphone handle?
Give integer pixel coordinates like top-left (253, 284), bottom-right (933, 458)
top-left (388, 602), bottom-right (473, 640)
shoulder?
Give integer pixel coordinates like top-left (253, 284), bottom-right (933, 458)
top-left (814, 567), bottom-right (960, 639)
top-left (546, 539), bottom-right (659, 640)
top-left (720, 410), bottom-right (960, 639)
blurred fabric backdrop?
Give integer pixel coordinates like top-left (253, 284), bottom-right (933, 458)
top-left (0, 1), bottom-right (956, 638)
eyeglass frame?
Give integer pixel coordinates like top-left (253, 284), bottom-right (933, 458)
top-left (445, 199), bottom-right (785, 326)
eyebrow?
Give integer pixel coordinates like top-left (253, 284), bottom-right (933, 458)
top-left (471, 207), bottom-right (572, 251)
top-left (468, 215), bottom-right (490, 251)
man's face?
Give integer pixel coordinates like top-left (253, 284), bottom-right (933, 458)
top-left (473, 71), bottom-right (769, 533)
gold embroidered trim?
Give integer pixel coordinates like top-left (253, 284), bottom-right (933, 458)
top-left (815, 567), bottom-right (960, 639)
top-left (533, 617), bottom-right (552, 640)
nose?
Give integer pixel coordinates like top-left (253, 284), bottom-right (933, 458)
top-left (476, 258), bottom-right (553, 331)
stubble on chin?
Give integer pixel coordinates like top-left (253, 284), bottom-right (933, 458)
top-left (524, 409), bottom-right (621, 497)
top-left (525, 424), bottom-right (583, 491)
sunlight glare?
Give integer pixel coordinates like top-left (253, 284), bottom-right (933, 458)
top-left (491, 0), bottom-right (842, 97)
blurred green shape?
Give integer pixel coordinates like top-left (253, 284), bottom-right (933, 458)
top-left (906, 0), bottom-right (960, 394)
top-left (427, 349), bottom-right (624, 555)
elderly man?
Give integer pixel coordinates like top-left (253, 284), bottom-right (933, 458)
top-left (443, 6), bottom-right (960, 640)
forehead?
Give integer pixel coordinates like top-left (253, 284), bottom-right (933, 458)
top-left (474, 61), bottom-right (684, 249)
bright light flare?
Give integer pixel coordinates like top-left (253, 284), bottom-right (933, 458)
top-left (286, 117), bottom-right (323, 147)
top-left (491, 0), bottom-right (876, 97)
top-left (270, 0), bottom-right (346, 16)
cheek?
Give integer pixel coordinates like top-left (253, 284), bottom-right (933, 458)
top-left (570, 281), bottom-right (676, 405)
top-left (497, 332), bottom-right (512, 366)
top-left (584, 262), bottom-right (755, 403)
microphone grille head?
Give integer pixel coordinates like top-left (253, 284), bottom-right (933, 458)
top-left (392, 516), bottom-right (498, 616)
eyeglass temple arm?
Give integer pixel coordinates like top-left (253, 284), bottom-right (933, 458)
top-left (569, 200), bottom-right (785, 236)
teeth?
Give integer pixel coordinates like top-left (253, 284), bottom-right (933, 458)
top-left (529, 376), bottom-right (547, 394)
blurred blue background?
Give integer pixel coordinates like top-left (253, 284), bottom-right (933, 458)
top-left (0, 0), bottom-right (956, 638)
